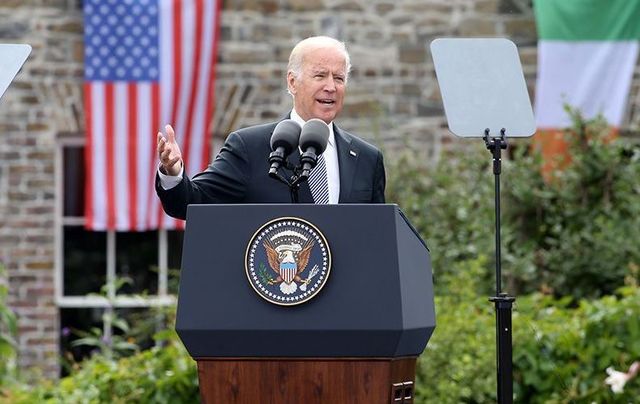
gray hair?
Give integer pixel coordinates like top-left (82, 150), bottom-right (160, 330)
top-left (287, 36), bottom-right (352, 85)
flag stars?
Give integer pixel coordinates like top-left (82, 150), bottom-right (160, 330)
top-left (84, 0), bottom-right (160, 81)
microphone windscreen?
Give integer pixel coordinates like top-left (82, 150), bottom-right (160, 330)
top-left (270, 119), bottom-right (302, 154)
top-left (300, 118), bottom-right (330, 154)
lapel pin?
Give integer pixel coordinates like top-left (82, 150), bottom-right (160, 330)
top-left (349, 150), bottom-right (357, 157)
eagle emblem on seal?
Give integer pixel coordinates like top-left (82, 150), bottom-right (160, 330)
top-left (264, 240), bottom-right (314, 295)
top-left (245, 217), bottom-right (331, 306)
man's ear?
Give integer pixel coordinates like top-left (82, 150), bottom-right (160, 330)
top-left (287, 71), bottom-right (296, 95)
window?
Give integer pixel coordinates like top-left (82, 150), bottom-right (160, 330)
top-left (55, 134), bottom-right (181, 365)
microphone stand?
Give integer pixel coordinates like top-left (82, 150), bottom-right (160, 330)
top-left (268, 145), bottom-right (321, 203)
top-left (268, 162), bottom-right (304, 203)
top-left (484, 128), bottom-right (515, 404)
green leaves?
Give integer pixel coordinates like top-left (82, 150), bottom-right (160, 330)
top-left (8, 332), bottom-right (199, 404)
top-left (415, 270), bottom-right (640, 403)
top-left (386, 106), bottom-right (640, 299)
top-left (0, 264), bottom-right (18, 389)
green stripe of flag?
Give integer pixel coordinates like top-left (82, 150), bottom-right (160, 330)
top-left (534, 0), bottom-right (640, 41)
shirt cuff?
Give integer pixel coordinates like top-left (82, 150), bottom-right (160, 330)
top-left (158, 164), bottom-right (184, 190)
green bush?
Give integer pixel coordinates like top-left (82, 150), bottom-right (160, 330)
top-left (415, 257), bottom-right (497, 403)
top-left (416, 259), bottom-right (640, 403)
top-left (0, 264), bottom-right (18, 389)
top-left (386, 108), bottom-right (640, 299)
top-left (504, 109), bottom-right (640, 299)
top-left (4, 331), bottom-right (199, 404)
top-left (514, 285), bottom-right (640, 403)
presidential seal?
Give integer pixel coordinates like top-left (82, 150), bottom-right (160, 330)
top-left (245, 217), bottom-right (331, 306)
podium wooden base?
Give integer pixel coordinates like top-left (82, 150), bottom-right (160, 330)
top-left (196, 357), bottom-right (417, 404)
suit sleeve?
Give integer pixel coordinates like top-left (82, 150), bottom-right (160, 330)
top-left (155, 132), bottom-right (250, 219)
top-left (372, 150), bottom-right (386, 203)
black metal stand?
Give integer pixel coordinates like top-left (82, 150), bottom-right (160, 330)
top-left (483, 128), bottom-right (515, 404)
top-left (268, 165), bottom-right (305, 204)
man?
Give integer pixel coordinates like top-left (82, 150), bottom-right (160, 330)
top-left (156, 36), bottom-right (385, 219)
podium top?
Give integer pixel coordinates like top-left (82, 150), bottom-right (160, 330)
top-left (0, 44), bottom-right (31, 102)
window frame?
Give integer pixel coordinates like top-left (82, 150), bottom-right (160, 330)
top-left (54, 134), bottom-right (175, 322)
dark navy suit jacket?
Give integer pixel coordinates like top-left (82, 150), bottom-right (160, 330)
top-left (156, 119), bottom-right (386, 219)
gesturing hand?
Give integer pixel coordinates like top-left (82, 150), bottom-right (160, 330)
top-left (157, 124), bottom-right (183, 176)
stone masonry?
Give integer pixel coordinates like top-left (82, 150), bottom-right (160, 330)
top-left (0, 0), bottom-right (638, 380)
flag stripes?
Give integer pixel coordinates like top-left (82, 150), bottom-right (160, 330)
top-left (532, 0), bottom-right (640, 174)
top-left (83, 0), bottom-right (220, 231)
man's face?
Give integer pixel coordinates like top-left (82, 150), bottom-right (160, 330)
top-left (287, 46), bottom-right (347, 124)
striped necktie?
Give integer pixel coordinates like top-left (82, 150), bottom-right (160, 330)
top-left (308, 154), bottom-right (329, 204)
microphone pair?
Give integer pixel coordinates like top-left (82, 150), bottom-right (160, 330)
top-left (268, 118), bottom-right (330, 179)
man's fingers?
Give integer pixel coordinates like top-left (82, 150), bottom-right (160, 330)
top-left (165, 125), bottom-right (176, 144)
top-left (167, 155), bottom-right (181, 167)
top-left (158, 126), bottom-right (182, 175)
top-left (160, 148), bottom-right (175, 163)
top-left (157, 132), bottom-right (166, 153)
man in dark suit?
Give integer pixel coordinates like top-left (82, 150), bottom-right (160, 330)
top-left (156, 36), bottom-right (385, 219)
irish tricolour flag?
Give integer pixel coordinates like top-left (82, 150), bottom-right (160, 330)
top-left (533, 0), bottom-right (640, 166)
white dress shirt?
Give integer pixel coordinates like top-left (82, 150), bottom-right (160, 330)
top-left (158, 110), bottom-right (341, 203)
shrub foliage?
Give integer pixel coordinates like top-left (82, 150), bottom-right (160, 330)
top-left (416, 260), bottom-right (640, 403)
top-left (3, 331), bottom-right (199, 404)
top-left (386, 108), bottom-right (640, 299)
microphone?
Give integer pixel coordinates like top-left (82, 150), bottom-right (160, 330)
top-left (268, 119), bottom-right (301, 175)
top-left (298, 118), bottom-right (330, 179)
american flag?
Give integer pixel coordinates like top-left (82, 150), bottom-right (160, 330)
top-left (83, 0), bottom-right (221, 230)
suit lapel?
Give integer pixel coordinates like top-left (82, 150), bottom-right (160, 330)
top-left (334, 124), bottom-right (359, 203)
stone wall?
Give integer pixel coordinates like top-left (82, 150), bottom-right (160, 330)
top-left (213, 0), bottom-right (539, 162)
top-left (0, 0), bottom-right (84, 379)
top-left (0, 0), bottom-right (636, 380)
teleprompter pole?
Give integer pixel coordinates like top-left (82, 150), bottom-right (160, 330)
top-left (484, 128), bottom-right (515, 404)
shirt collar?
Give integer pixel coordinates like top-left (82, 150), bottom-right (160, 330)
top-left (290, 109), bottom-right (335, 147)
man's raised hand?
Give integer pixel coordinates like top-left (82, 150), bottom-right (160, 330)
top-left (157, 124), bottom-right (183, 176)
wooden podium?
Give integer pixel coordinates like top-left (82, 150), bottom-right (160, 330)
top-left (177, 204), bottom-right (435, 404)
top-left (197, 358), bottom-right (416, 403)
